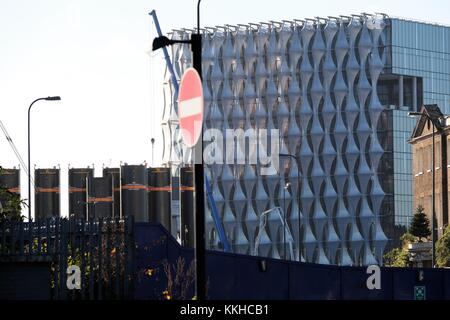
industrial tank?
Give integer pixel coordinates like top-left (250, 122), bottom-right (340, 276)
top-left (35, 168), bottom-right (60, 219)
top-left (87, 176), bottom-right (113, 219)
top-left (148, 167), bottom-right (171, 231)
top-left (121, 164), bottom-right (148, 222)
top-left (0, 167), bottom-right (20, 195)
top-left (68, 168), bottom-right (93, 219)
top-left (180, 166), bottom-right (195, 247)
top-left (103, 167), bottom-right (121, 218)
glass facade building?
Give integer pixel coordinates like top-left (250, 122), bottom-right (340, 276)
top-left (380, 18), bottom-right (450, 247)
top-left (161, 15), bottom-right (450, 265)
top-left (388, 18), bottom-right (450, 112)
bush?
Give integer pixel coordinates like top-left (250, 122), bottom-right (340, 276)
top-left (436, 225), bottom-right (450, 268)
top-left (383, 232), bottom-right (416, 267)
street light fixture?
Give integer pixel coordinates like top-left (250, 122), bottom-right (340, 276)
top-left (279, 153), bottom-right (302, 262)
top-left (152, 36), bottom-right (191, 51)
top-left (283, 182), bottom-right (291, 260)
top-left (151, 0), bottom-right (206, 300)
top-left (408, 111), bottom-right (438, 268)
top-left (28, 96), bottom-right (61, 222)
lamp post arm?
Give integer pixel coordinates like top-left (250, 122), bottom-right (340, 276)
top-left (197, 0), bottom-right (202, 33)
top-left (28, 98), bottom-right (45, 222)
top-left (27, 97), bottom-right (60, 222)
top-left (28, 98), bottom-right (45, 115)
top-left (28, 98), bottom-right (46, 135)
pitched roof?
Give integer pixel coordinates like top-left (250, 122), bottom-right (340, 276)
top-left (410, 104), bottom-right (444, 141)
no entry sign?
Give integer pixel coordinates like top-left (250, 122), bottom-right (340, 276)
top-left (178, 67), bottom-right (203, 148)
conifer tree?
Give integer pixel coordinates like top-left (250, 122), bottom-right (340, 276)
top-left (409, 205), bottom-right (431, 242)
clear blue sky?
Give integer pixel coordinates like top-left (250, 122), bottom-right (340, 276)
top-left (1, 0), bottom-right (449, 217)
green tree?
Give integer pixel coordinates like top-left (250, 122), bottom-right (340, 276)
top-left (383, 233), bottom-right (415, 267)
top-left (409, 205), bottom-right (431, 242)
top-left (384, 247), bottom-right (409, 267)
top-left (436, 225), bottom-right (450, 268)
top-left (0, 166), bottom-right (25, 222)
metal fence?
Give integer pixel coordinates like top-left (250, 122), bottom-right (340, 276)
top-left (134, 223), bottom-right (450, 300)
top-left (0, 216), bottom-right (135, 300)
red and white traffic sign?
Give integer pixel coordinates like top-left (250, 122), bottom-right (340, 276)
top-left (178, 67), bottom-right (204, 148)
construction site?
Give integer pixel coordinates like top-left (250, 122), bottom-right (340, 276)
top-left (1, 3), bottom-right (450, 302)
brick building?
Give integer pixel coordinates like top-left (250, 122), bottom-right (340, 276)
top-left (409, 104), bottom-right (450, 238)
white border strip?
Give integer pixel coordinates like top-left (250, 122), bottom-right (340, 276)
top-left (179, 97), bottom-right (203, 118)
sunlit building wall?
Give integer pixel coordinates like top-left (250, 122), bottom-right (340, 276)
top-left (162, 15), bottom-right (450, 265)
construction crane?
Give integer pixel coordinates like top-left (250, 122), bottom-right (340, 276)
top-left (0, 119), bottom-right (34, 187)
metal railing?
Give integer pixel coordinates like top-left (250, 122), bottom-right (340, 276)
top-left (0, 216), bottom-right (135, 300)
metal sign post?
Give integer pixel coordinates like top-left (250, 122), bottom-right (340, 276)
top-left (151, 0), bottom-right (205, 300)
top-left (178, 55), bottom-right (205, 300)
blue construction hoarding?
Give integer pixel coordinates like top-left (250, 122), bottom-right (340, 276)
top-left (134, 223), bottom-right (450, 300)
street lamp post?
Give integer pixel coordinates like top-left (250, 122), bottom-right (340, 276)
top-left (279, 153), bottom-right (301, 262)
top-left (282, 182), bottom-right (285, 259)
top-left (28, 96), bottom-right (61, 222)
top-left (409, 111), bottom-right (437, 268)
top-left (431, 121), bottom-right (436, 268)
top-left (151, 138), bottom-right (155, 167)
top-left (152, 0), bottom-right (206, 300)
top-left (283, 182), bottom-right (291, 260)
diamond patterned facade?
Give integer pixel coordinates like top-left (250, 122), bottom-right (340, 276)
top-left (162, 15), bottom-right (392, 266)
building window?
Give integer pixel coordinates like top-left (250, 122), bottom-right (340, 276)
top-left (413, 147), bottom-right (418, 174)
top-left (436, 141), bottom-right (441, 167)
top-left (377, 76), bottom-right (422, 109)
top-left (417, 148), bottom-right (421, 172)
top-left (447, 137), bottom-right (450, 166)
top-left (378, 78), bottom-right (399, 107)
top-left (404, 77), bottom-right (413, 108)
